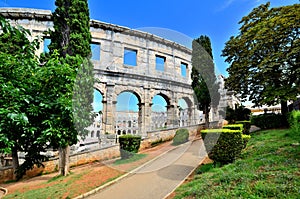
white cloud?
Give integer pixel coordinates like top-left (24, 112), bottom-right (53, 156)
top-left (216, 0), bottom-right (237, 12)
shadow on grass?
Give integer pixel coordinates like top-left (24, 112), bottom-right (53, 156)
top-left (113, 154), bottom-right (147, 165)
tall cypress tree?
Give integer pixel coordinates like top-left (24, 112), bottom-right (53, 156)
top-left (49, 0), bottom-right (91, 58)
top-left (192, 35), bottom-right (220, 127)
top-left (47, 0), bottom-right (95, 176)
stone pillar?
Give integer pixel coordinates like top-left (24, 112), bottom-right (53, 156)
top-left (138, 103), bottom-right (144, 137)
top-left (167, 104), bottom-right (179, 128)
top-left (104, 83), bottom-right (116, 134)
top-left (137, 86), bottom-right (152, 138)
top-left (188, 106), bottom-right (194, 125)
top-left (173, 105), bottom-right (180, 127)
top-left (138, 101), bottom-right (152, 138)
top-left (102, 100), bottom-right (107, 134)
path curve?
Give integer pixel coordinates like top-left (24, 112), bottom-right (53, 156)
top-left (85, 139), bottom-right (206, 199)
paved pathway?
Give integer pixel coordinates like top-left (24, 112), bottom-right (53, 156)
top-left (86, 139), bottom-right (206, 199)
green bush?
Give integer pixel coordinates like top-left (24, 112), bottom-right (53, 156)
top-left (236, 120), bottom-right (251, 134)
top-left (251, 113), bottom-right (287, 129)
top-left (119, 135), bottom-right (141, 159)
top-left (223, 124), bottom-right (243, 132)
top-left (201, 129), bottom-right (244, 165)
top-left (289, 110), bottom-right (300, 134)
top-left (242, 134), bottom-right (251, 149)
top-left (173, 129), bottom-right (189, 145)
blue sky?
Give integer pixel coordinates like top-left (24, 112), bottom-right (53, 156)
top-left (0, 0), bottom-right (298, 76)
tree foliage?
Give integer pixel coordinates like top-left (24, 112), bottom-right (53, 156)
top-left (46, 0), bottom-right (95, 175)
top-left (222, 3), bottom-right (300, 114)
top-left (192, 35), bottom-right (220, 126)
top-left (0, 16), bottom-right (49, 179)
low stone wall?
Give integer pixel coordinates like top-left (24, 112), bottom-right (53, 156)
top-left (0, 145), bottom-right (120, 183)
top-left (140, 124), bottom-right (204, 150)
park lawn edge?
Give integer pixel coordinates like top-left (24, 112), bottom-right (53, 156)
top-left (173, 129), bottom-right (300, 199)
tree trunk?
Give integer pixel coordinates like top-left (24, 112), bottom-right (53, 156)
top-left (58, 145), bottom-right (70, 176)
top-left (11, 147), bottom-right (19, 180)
top-left (281, 101), bottom-right (288, 116)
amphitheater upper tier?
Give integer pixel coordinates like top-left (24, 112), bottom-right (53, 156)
top-left (0, 8), bottom-right (197, 136)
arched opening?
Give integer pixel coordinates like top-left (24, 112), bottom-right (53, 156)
top-left (178, 97), bottom-right (193, 126)
top-left (85, 89), bottom-right (103, 141)
top-left (116, 91), bottom-right (140, 135)
top-left (151, 94), bottom-right (169, 130)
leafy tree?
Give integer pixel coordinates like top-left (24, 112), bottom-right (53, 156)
top-left (222, 3), bottom-right (300, 116)
top-left (192, 35), bottom-right (220, 127)
top-left (0, 16), bottom-right (48, 179)
top-left (46, 0), bottom-right (95, 176)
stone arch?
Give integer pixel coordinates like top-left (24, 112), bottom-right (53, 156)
top-left (151, 91), bottom-right (171, 106)
top-left (114, 85), bottom-right (144, 104)
top-left (177, 95), bottom-right (195, 126)
top-left (180, 96), bottom-right (193, 108)
top-left (150, 92), bottom-right (173, 130)
top-left (115, 90), bottom-right (141, 136)
top-left (94, 83), bottom-right (106, 101)
top-left (93, 88), bottom-right (104, 112)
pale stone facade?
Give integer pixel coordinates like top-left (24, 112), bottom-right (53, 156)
top-left (0, 8), bottom-right (197, 145)
top-left (217, 75), bottom-right (241, 121)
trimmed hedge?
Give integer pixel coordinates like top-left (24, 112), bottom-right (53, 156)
top-left (119, 135), bottom-right (141, 159)
top-left (223, 124), bottom-right (243, 132)
top-left (289, 110), bottom-right (300, 134)
top-left (173, 128), bottom-right (189, 145)
top-left (201, 129), bottom-right (244, 165)
top-left (251, 113), bottom-right (287, 129)
top-left (242, 134), bottom-right (251, 149)
top-left (236, 120), bottom-right (251, 134)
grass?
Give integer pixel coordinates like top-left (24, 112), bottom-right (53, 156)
top-left (173, 129), bottom-right (300, 199)
top-left (4, 171), bottom-right (87, 199)
top-left (113, 153), bottom-right (147, 165)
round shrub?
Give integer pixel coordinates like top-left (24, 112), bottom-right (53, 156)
top-left (201, 129), bottom-right (244, 165)
top-left (173, 129), bottom-right (189, 145)
top-left (119, 135), bottom-right (141, 159)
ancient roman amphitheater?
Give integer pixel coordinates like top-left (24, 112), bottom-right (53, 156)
top-left (1, 8), bottom-right (205, 148)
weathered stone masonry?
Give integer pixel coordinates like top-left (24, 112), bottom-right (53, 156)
top-left (0, 8), bottom-right (196, 140)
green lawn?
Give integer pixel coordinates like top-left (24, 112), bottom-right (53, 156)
top-left (174, 129), bottom-right (300, 199)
